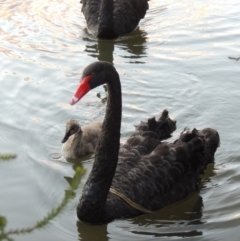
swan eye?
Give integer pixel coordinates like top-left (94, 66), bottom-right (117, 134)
top-left (71, 127), bottom-right (78, 133)
top-left (91, 73), bottom-right (95, 77)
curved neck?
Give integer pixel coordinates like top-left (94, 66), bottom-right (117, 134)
top-left (71, 130), bottom-right (83, 154)
top-left (78, 70), bottom-right (122, 223)
top-left (97, 0), bottom-right (118, 38)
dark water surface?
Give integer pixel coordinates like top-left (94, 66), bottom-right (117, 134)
top-left (0, 0), bottom-right (240, 240)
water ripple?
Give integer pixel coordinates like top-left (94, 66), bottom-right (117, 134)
top-left (0, 0), bottom-right (240, 241)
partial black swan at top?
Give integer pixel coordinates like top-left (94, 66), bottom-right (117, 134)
top-left (69, 61), bottom-right (220, 224)
top-left (80, 0), bottom-right (149, 39)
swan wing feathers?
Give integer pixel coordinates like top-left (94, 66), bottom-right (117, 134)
top-left (112, 126), bottom-right (220, 211)
top-left (119, 110), bottom-right (176, 156)
top-left (113, 0), bottom-right (149, 35)
top-left (134, 109), bottom-right (176, 139)
top-left (81, 0), bottom-right (100, 31)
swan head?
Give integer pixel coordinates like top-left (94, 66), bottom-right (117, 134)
top-left (61, 119), bottom-right (82, 143)
top-left (70, 61), bottom-right (116, 105)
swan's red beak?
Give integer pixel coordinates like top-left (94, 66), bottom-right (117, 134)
top-left (70, 76), bottom-right (91, 105)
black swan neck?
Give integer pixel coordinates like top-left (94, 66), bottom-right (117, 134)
top-left (97, 0), bottom-right (118, 39)
top-left (77, 69), bottom-right (122, 223)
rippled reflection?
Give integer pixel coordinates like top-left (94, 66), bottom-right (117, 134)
top-left (83, 28), bottom-right (148, 63)
top-left (77, 222), bottom-right (109, 241)
top-left (0, 0), bottom-right (82, 66)
top-left (1, 0), bottom-right (240, 240)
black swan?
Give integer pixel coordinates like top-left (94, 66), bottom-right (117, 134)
top-left (80, 0), bottom-right (149, 39)
top-left (69, 61), bottom-right (220, 224)
top-left (61, 119), bottom-right (102, 159)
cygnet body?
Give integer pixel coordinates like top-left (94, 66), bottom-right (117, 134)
top-left (62, 119), bottom-right (102, 159)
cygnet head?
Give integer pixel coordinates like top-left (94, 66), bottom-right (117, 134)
top-left (61, 119), bottom-right (82, 143)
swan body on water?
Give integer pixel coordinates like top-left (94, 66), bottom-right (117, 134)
top-left (80, 0), bottom-right (149, 39)
top-left (69, 61), bottom-right (220, 224)
top-left (61, 119), bottom-right (102, 159)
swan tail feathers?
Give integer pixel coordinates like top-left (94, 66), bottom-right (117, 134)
top-left (176, 127), bottom-right (220, 172)
top-left (133, 110), bottom-right (176, 141)
top-left (148, 109), bottom-right (176, 140)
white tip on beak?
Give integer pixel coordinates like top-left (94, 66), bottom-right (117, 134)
top-left (70, 96), bottom-right (79, 105)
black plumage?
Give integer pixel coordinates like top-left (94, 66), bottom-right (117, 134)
top-left (69, 61), bottom-right (220, 224)
top-left (80, 0), bottom-right (149, 39)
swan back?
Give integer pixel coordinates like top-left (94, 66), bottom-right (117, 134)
top-left (113, 0), bottom-right (149, 36)
top-left (81, 0), bottom-right (149, 38)
top-left (111, 126), bottom-right (220, 213)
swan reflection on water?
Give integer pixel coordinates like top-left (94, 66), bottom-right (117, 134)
top-left (82, 28), bottom-right (148, 63)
